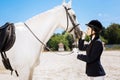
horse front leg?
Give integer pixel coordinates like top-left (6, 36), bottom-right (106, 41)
top-left (28, 66), bottom-right (35, 80)
top-left (29, 54), bottom-right (41, 80)
top-left (18, 66), bottom-right (31, 80)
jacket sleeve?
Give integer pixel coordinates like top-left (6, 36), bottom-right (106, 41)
top-left (78, 39), bottom-right (88, 51)
top-left (77, 41), bottom-right (103, 63)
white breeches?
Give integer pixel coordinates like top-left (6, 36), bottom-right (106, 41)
top-left (89, 76), bottom-right (104, 80)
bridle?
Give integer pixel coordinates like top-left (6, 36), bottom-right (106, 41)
top-left (63, 6), bottom-right (79, 33)
top-left (24, 6), bottom-right (79, 55)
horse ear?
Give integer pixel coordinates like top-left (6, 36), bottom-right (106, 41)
top-left (68, 0), bottom-right (72, 7)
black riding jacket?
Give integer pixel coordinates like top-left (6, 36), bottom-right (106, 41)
top-left (77, 36), bottom-right (106, 77)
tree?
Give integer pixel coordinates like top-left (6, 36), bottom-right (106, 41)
top-left (47, 32), bottom-right (74, 51)
top-left (104, 23), bottom-right (120, 44)
top-left (100, 27), bottom-right (108, 44)
top-left (63, 32), bottom-right (74, 50)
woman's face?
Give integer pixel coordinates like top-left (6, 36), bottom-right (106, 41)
top-left (86, 27), bottom-right (94, 36)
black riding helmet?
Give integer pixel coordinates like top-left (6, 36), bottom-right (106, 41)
top-left (86, 20), bottom-right (103, 33)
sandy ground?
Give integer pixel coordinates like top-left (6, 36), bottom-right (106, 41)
top-left (0, 51), bottom-right (120, 80)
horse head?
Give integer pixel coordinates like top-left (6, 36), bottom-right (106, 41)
top-left (59, 1), bottom-right (82, 40)
top-left (24, 1), bottom-right (82, 46)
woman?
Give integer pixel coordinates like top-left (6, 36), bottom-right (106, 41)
top-left (77, 20), bottom-right (106, 80)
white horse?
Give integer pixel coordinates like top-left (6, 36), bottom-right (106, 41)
top-left (0, 1), bottom-right (80, 80)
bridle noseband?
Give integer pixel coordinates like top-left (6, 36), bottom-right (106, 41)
top-left (63, 6), bottom-right (79, 33)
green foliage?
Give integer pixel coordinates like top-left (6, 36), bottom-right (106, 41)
top-left (64, 32), bottom-right (74, 50)
top-left (100, 36), bottom-right (108, 44)
top-left (47, 32), bottom-right (74, 51)
top-left (103, 23), bottom-right (120, 44)
top-left (85, 35), bottom-right (90, 42)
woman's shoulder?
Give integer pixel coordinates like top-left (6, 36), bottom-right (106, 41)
top-left (94, 38), bottom-right (103, 46)
top-left (96, 38), bottom-right (102, 42)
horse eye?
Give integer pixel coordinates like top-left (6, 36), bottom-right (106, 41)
top-left (73, 15), bottom-right (76, 20)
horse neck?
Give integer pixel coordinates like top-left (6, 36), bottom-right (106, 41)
top-left (25, 6), bottom-right (66, 44)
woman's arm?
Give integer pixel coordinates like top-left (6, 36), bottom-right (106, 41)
top-left (78, 39), bottom-right (88, 51)
top-left (77, 41), bottom-right (103, 63)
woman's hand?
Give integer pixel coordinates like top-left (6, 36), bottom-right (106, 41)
top-left (82, 32), bottom-right (86, 40)
top-left (72, 48), bottom-right (80, 54)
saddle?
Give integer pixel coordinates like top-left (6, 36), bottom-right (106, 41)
top-left (0, 22), bottom-right (16, 52)
top-left (0, 22), bottom-right (18, 76)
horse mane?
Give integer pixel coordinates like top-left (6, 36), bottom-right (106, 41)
top-left (23, 4), bottom-right (66, 45)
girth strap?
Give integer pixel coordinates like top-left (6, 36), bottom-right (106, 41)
top-left (0, 52), bottom-right (19, 77)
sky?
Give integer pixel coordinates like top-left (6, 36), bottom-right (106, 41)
top-left (0, 0), bottom-right (120, 33)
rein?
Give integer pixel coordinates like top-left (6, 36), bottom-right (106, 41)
top-left (24, 23), bottom-right (73, 56)
top-left (24, 23), bottom-right (51, 51)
